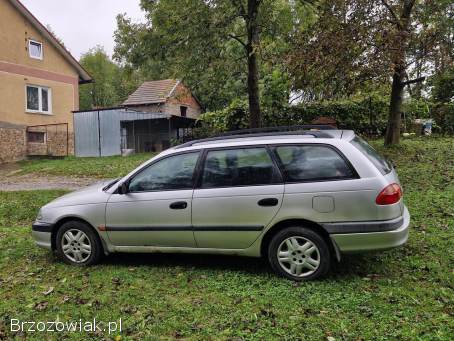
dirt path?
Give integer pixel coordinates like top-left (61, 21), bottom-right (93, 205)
top-left (0, 163), bottom-right (103, 191)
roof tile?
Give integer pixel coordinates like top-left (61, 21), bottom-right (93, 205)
top-left (123, 79), bottom-right (179, 106)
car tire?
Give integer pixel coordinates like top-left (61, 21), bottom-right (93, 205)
top-left (56, 221), bottom-right (102, 266)
top-left (268, 227), bottom-right (331, 281)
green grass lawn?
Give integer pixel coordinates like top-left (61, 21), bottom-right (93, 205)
top-left (17, 153), bottom-right (153, 179)
top-left (1, 137), bottom-right (453, 340)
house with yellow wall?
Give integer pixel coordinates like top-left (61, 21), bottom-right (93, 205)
top-left (0, 0), bottom-right (92, 163)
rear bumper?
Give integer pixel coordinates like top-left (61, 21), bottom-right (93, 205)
top-left (329, 206), bottom-right (410, 253)
top-left (32, 222), bottom-right (53, 250)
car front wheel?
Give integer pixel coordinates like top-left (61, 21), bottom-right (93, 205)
top-left (268, 227), bottom-right (331, 281)
top-left (56, 221), bottom-right (102, 266)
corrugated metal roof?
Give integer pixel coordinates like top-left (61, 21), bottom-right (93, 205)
top-left (123, 79), bottom-right (180, 106)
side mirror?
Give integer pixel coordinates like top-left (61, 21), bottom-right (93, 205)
top-left (118, 182), bottom-right (129, 195)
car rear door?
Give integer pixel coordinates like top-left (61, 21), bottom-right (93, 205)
top-left (192, 146), bottom-right (284, 249)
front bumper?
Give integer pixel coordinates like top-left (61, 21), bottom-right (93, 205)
top-left (32, 222), bottom-right (54, 250)
top-left (330, 206), bottom-right (410, 253)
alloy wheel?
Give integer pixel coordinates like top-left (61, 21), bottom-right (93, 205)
top-left (61, 229), bottom-right (92, 263)
top-left (277, 236), bottom-right (321, 277)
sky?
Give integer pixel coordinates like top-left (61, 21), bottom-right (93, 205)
top-left (20, 0), bottom-right (146, 60)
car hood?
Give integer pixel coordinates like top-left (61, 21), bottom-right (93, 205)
top-left (44, 180), bottom-right (113, 208)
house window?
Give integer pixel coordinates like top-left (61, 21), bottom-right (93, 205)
top-left (26, 85), bottom-right (51, 114)
top-left (28, 40), bottom-right (43, 60)
top-left (27, 131), bottom-right (45, 143)
top-left (180, 106), bottom-right (187, 117)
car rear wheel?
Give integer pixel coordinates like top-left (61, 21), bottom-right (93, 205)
top-left (268, 227), bottom-right (331, 281)
top-left (56, 221), bottom-right (102, 266)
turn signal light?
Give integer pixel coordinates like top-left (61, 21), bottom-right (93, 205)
top-left (376, 183), bottom-right (402, 205)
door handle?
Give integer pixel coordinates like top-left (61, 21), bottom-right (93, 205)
top-left (169, 201), bottom-right (188, 209)
top-left (258, 198), bottom-right (279, 207)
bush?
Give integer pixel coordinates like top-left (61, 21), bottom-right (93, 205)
top-left (194, 97), bottom-right (453, 136)
top-left (264, 96), bottom-right (389, 134)
top-left (432, 103), bottom-right (454, 135)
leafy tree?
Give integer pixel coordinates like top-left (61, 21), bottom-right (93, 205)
top-left (286, 0), bottom-right (388, 102)
top-left (114, 0), bottom-right (314, 127)
top-left (79, 46), bottom-right (125, 110)
top-left (431, 65), bottom-right (454, 103)
top-left (286, 0), bottom-right (452, 145)
top-left (261, 68), bottom-right (291, 111)
top-left (379, 0), bottom-right (419, 145)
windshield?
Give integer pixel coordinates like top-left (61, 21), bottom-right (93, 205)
top-left (350, 136), bottom-right (392, 175)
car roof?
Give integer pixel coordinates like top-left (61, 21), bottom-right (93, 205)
top-left (174, 128), bottom-right (354, 150)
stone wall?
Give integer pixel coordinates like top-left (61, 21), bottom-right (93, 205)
top-left (0, 122), bottom-right (26, 163)
top-left (27, 125), bottom-right (73, 156)
top-left (0, 122), bottom-right (73, 163)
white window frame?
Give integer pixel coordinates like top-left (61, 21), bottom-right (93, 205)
top-left (25, 85), bottom-right (52, 115)
top-left (28, 39), bottom-right (43, 60)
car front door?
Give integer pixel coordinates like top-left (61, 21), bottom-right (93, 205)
top-left (192, 147), bottom-right (284, 249)
top-left (106, 151), bottom-right (200, 247)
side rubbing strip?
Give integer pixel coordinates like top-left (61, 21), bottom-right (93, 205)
top-left (322, 216), bottom-right (404, 234)
top-left (105, 226), bottom-right (264, 232)
top-left (106, 226), bottom-right (193, 232)
top-left (193, 226), bottom-right (264, 232)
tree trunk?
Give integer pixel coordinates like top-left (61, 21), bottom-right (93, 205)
top-left (384, 0), bottom-right (416, 146)
top-left (385, 70), bottom-right (405, 145)
top-left (246, 0), bottom-right (261, 128)
top-left (247, 46), bottom-right (261, 128)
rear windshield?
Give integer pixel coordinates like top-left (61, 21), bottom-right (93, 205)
top-left (350, 136), bottom-right (392, 175)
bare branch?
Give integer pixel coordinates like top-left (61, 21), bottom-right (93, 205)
top-left (380, 0), bottom-right (402, 29)
top-left (228, 33), bottom-right (247, 47)
top-left (402, 76), bottom-right (426, 86)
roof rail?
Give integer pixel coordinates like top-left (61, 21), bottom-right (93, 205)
top-left (175, 125), bottom-right (335, 149)
top-left (218, 125), bottom-right (336, 136)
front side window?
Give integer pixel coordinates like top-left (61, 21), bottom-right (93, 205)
top-left (201, 148), bottom-right (279, 188)
top-left (275, 145), bottom-right (354, 182)
top-left (29, 40), bottom-right (43, 59)
top-left (128, 152), bottom-right (199, 192)
top-left (26, 85), bottom-right (51, 113)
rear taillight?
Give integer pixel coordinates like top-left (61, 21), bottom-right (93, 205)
top-left (376, 183), bottom-right (402, 205)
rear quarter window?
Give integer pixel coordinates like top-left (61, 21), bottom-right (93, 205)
top-left (350, 136), bottom-right (392, 175)
top-left (275, 145), bottom-right (355, 182)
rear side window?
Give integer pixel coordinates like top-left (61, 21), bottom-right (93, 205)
top-left (275, 145), bottom-right (355, 182)
top-left (350, 137), bottom-right (392, 175)
top-left (201, 148), bottom-right (279, 188)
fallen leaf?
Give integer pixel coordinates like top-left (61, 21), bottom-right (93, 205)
top-left (34, 301), bottom-right (48, 311)
top-left (61, 295), bottom-right (71, 303)
top-left (43, 287), bottom-right (54, 296)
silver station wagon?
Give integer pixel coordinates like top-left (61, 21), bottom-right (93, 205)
top-left (32, 127), bottom-right (410, 281)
